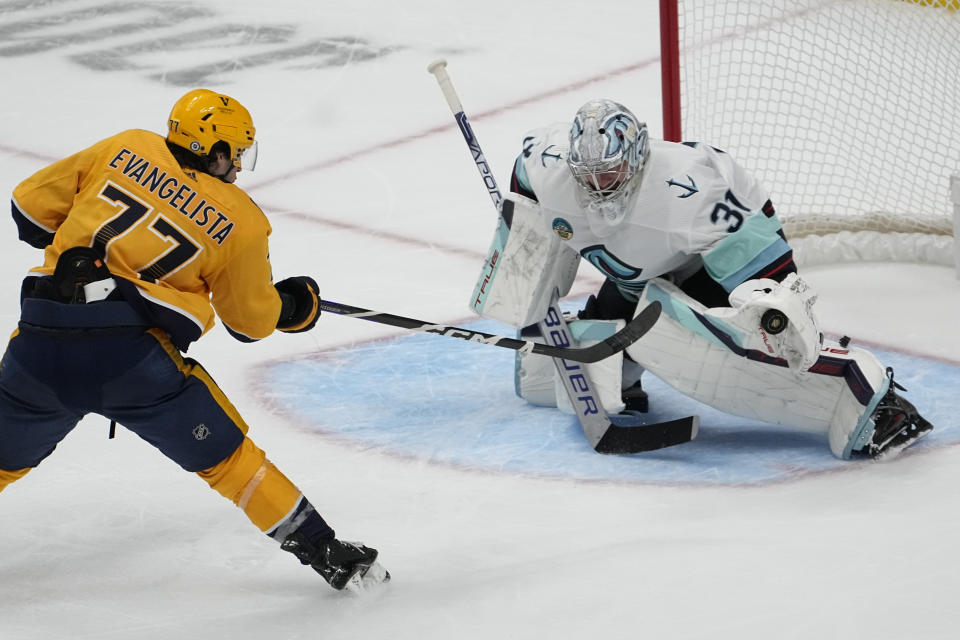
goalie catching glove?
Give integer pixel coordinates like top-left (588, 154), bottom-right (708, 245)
top-left (275, 276), bottom-right (320, 333)
top-left (712, 273), bottom-right (822, 373)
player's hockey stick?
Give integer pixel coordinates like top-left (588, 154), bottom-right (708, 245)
top-left (319, 298), bottom-right (661, 364)
top-left (427, 59), bottom-right (697, 453)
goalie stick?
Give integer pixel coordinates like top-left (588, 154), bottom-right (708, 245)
top-left (427, 58), bottom-right (697, 454)
top-left (319, 298), bottom-right (661, 364)
top-left (600, 414), bottom-right (699, 454)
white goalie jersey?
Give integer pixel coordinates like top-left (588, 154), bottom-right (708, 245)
top-left (512, 124), bottom-right (795, 301)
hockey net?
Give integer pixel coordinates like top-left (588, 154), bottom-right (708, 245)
top-left (660, 0), bottom-right (960, 269)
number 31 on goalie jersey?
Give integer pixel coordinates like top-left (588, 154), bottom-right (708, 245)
top-left (94, 181), bottom-right (201, 283)
top-left (709, 189), bottom-right (750, 233)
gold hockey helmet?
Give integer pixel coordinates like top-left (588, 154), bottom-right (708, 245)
top-left (167, 89), bottom-right (257, 170)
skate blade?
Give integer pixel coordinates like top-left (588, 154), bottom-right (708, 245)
top-left (873, 424), bottom-right (934, 461)
top-left (344, 561), bottom-right (391, 594)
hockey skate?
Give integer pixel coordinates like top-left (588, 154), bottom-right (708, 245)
top-left (621, 380), bottom-right (649, 413)
top-left (281, 532), bottom-right (390, 593)
top-left (864, 368), bottom-right (934, 460)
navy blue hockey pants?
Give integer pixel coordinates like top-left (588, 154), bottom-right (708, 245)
top-left (0, 324), bottom-right (246, 473)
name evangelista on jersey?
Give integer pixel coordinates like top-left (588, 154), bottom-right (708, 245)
top-left (12, 129), bottom-right (282, 349)
top-left (513, 123), bottom-right (792, 300)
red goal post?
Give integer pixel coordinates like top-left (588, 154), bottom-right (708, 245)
top-left (659, 0), bottom-right (960, 272)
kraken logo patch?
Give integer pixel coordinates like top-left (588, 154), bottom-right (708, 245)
top-left (552, 217), bottom-right (574, 240)
top-left (192, 423), bottom-right (211, 440)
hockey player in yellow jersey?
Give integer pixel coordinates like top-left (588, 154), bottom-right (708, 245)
top-left (0, 89), bottom-right (389, 593)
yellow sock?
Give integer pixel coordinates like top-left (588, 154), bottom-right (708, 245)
top-left (0, 467), bottom-right (32, 492)
top-left (197, 437), bottom-right (303, 532)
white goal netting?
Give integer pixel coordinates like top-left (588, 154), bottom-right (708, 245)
top-left (672, 0), bottom-right (960, 267)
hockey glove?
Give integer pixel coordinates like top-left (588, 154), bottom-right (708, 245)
top-left (725, 273), bottom-right (821, 373)
top-left (275, 276), bottom-right (320, 333)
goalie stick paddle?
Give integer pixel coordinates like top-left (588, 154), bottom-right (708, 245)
top-left (534, 291), bottom-right (698, 455)
top-left (318, 299), bottom-right (662, 364)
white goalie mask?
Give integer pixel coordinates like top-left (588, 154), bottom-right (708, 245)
top-left (567, 99), bottom-right (649, 236)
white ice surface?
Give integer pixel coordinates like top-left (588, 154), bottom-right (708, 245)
top-left (1, 1), bottom-right (959, 639)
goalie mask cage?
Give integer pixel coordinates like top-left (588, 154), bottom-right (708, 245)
top-left (659, 0), bottom-right (960, 272)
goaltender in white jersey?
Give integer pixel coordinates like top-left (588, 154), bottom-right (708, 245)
top-left (475, 98), bottom-right (932, 460)
top-left (513, 120), bottom-right (789, 305)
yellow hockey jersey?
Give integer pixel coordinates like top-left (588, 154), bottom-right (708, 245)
top-left (11, 129), bottom-right (283, 350)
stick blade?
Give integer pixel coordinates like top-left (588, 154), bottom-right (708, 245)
top-left (594, 415), bottom-right (699, 454)
top-left (575, 300), bottom-right (662, 363)
top-left (617, 299), bottom-right (662, 349)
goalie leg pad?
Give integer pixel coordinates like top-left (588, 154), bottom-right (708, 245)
top-left (514, 325), bottom-right (560, 407)
top-left (515, 318), bottom-right (626, 414)
top-left (625, 278), bottom-right (890, 459)
top-left (622, 358), bottom-right (646, 390)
